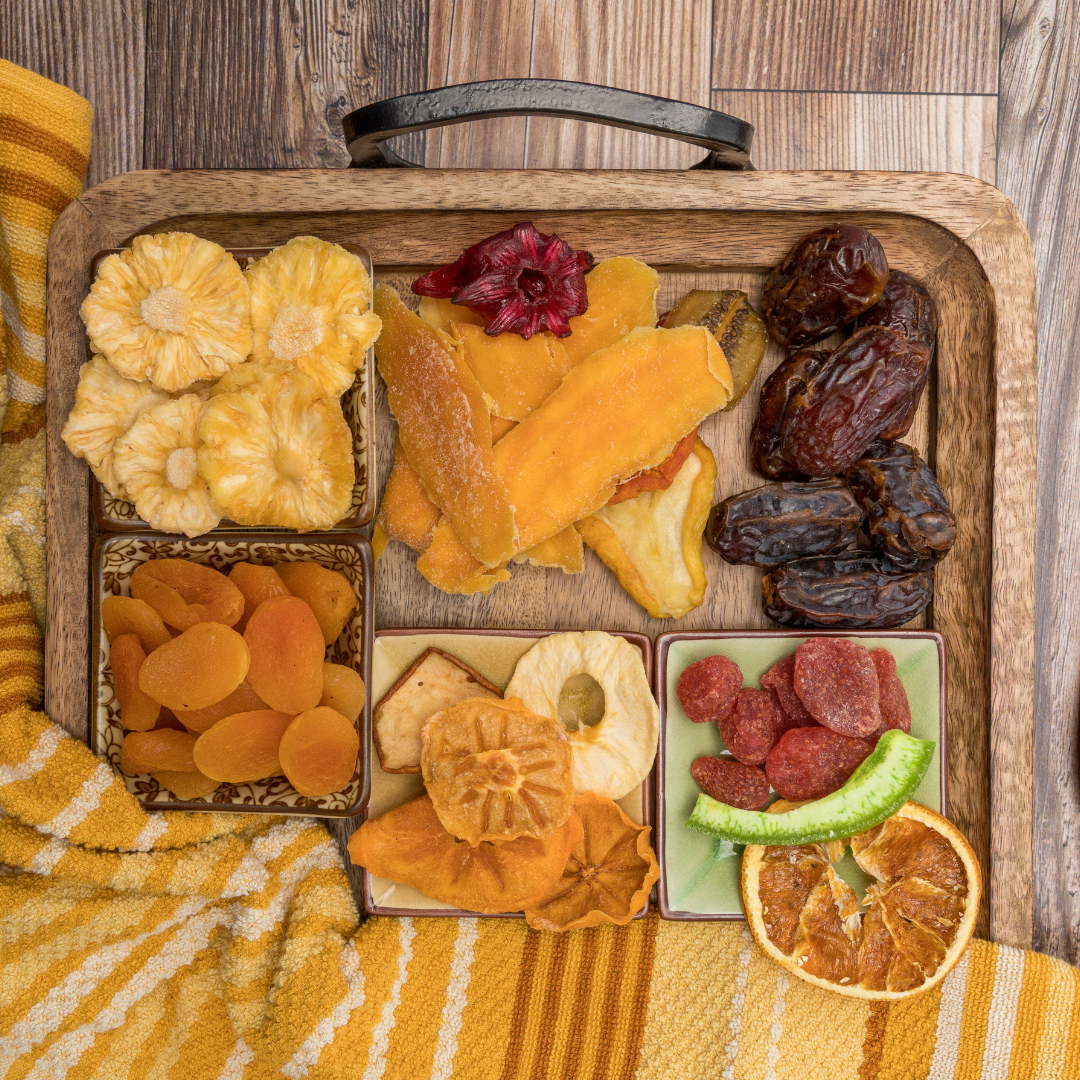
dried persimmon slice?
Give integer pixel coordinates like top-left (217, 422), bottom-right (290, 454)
top-left (420, 696), bottom-right (573, 846)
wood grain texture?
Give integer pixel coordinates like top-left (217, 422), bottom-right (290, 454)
top-left (999, 0), bottom-right (1080, 962)
top-left (713, 91), bottom-right (998, 178)
top-left (711, 0), bottom-right (999, 93)
top-left (0, 0), bottom-right (145, 185)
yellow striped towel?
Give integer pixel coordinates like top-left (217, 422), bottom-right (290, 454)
top-left (2, 57), bottom-right (1080, 1079)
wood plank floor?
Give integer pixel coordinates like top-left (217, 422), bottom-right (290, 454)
top-left (5, 0), bottom-right (1080, 963)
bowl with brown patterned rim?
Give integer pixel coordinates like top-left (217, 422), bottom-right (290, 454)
top-left (89, 243), bottom-right (375, 532)
top-left (91, 531), bottom-right (373, 815)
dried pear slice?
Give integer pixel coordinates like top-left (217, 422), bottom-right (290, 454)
top-left (373, 647), bottom-right (502, 774)
top-left (420, 697), bottom-right (574, 845)
top-left (576, 439), bottom-right (717, 619)
top-left (523, 792), bottom-right (659, 932)
top-left (348, 795), bottom-right (584, 914)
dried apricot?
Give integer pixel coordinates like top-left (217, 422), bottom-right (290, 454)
top-left (120, 729), bottom-right (198, 774)
top-left (173, 679), bottom-right (268, 734)
top-left (139, 622), bottom-right (250, 711)
top-left (279, 706), bottom-right (359, 797)
top-left (274, 562), bottom-right (357, 645)
top-left (153, 708), bottom-right (187, 731)
top-left (319, 663), bottom-right (366, 723)
top-left (244, 595), bottom-right (324, 713)
top-left (192, 709), bottom-right (294, 783)
top-left (110, 633), bottom-right (161, 731)
top-left (151, 768), bottom-right (219, 800)
top-left (130, 558), bottom-right (244, 630)
top-left (228, 562), bottom-right (291, 631)
top-left (101, 595), bottom-right (172, 654)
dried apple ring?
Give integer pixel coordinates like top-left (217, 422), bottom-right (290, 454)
top-left (420, 697), bottom-right (573, 846)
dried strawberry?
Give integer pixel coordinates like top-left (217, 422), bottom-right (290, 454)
top-left (411, 222), bottom-right (593, 339)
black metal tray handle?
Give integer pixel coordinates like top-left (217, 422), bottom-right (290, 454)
top-left (342, 79), bottom-right (753, 170)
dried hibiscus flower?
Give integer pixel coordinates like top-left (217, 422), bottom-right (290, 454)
top-left (412, 222), bottom-right (593, 339)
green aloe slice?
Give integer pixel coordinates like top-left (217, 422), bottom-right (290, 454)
top-left (685, 729), bottom-right (935, 846)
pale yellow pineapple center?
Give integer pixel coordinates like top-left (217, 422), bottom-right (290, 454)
top-left (269, 304), bottom-right (323, 362)
top-left (141, 286), bottom-right (192, 333)
top-left (274, 445), bottom-right (309, 481)
top-left (166, 447), bottom-right (199, 490)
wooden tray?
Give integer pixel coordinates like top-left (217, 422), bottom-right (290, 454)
top-left (45, 168), bottom-right (1036, 946)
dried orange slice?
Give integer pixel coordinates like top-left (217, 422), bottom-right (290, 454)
top-left (347, 794), bottom-right (583, 914)
top-left (421, 697), bottom-right (574, 845)
top-left (741, 800), bottom-right (981, 998)
top-left (523, 792), bottom-right (659, 932)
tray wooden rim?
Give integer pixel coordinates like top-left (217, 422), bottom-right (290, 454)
top-left (45, 167), bottom-right (1036, 947)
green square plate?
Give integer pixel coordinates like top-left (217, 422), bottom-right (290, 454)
top-left (654, 630), bottom-right (946, 920)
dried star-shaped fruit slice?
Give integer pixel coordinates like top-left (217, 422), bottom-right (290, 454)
top-left (412, 222), bottom-right (593, 339)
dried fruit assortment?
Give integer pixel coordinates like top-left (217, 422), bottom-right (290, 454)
top-left (351, 631), bottom-right (659, 928)
top-left (105, 555), bottom-right (363, 802)
top-left (64, 233), bottom-right (380, 535)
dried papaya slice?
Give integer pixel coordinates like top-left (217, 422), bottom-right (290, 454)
top-left (420, 697), bottom-right (574, 845)
top-left (348, 794), bottom-right (583, 914)
top-left (523, 792), bottom-right (659, 932)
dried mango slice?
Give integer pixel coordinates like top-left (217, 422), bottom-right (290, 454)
top-left (415, 517), bottom-right (511, 595)
top-left (418, 296), bottom-right (487, 335)
top-left (349, 794), bottom-right (584, 914)
top-left (561, 257), bottom-right (660, 364)
top-left (421, 697), bottom-right (574, 845)
top-left (495, 325), bottom-right (732, 552)
top-left (524, 792), bottom-right (660, 932)
top-left (452, 321), bottom-right (572, 421)
top-left (376, 438), bottom-right (442, 553)
top-left (373, 286), bottom-right (516, 566)
top-left (576, 439), bottom-right (717, 619)
top-left (514, 526), bottom-right (584, 574)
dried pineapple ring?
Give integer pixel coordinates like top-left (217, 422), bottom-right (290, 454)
top-left (197, 371), bottom-right (354, 531)
top-left (505, 631), bottom-right (659, 800)
top-left (80, 232), bottom-right (251, 393)
top-left (61, 356), bottom-right (171, 498)
top-left (113, 395), bottom-right (223, 537)
top-left (524, 792), bottom-right (659, 932)
top-left (420, 697), bottom-right (574, 846)
top-left (247, 236), bottom-right (382, 397)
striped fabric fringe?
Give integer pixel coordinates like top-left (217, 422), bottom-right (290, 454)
top-left (3, 57), bottom-right (1080, 1079)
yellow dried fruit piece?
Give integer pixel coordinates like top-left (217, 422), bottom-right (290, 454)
top-left (523, 792), bottom-right (660, 932)
top-left (279, 706), bottom-right (360, 797)
top-left (112, 394), bottom-right (223, 537)
top-left (80, 232), bottom-right (251, 392)
top-left (110, 633), bottom-right (161, 732)
top-left (421, 697), bottom-right (574, 845)
top-left (514, 526), bottom-right (584, 574)
top-left (192, 709), bottom-right (295, 783)
top-left (576, 438), bottom-right (717, 618)
top-left (130, 558), bottom-right (244, 630)
top-left (415, 518), bottom-right (511, 596)
top-left (418, 296), bottom-right (487, 335)
top-left (376, 438), bottom-right (442, 553)
top-left (319, 663), bottom-right (366, 724)
top-left (139, 622), bottom-right (250, 711)
top-left (373, 286), bottom-right (516, 567)
top-left (348, 794), bottom-right (584, 914)
top-left (198, 371), bottom-right (354, 530)
top-left (61, 355), bottom-right (171, 499)
top-left (101, 595), bottom-right (172, 654)
top-left (120, 729), bottom-right (198, 774)
top-left (246, 236), bottom-right (382, 397)
top-left (273, 561), bottom-right (357, 645)
top-left (172, 679), bottom-right (268, 734)
top-left (151, 768), bottom-right (219, 800)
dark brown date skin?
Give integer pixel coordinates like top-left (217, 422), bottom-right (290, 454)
top-left (762, 224), bottom-right (890, 348)
top-left (750, 350), bottom-right (830, 479)
top-left (706, 479), bottom-right (863, 566)
top-left (763, 553), bottom-right (933, 629)
top-left (857, 271), bottom-right (936, 439)
top-left (844, 441), bottom-right (956, 569)
top-left (780, 326), bottom-right (927, 478)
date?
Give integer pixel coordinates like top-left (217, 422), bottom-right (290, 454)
top-left (750, 350), bottom-right (830, 479)
top-left (780, 326), bottom-right (928, 478)
top-left (762, 224), bottom-right (889, 348)
top-left (706, 478), bottom-right (863, 566)
top-left (763, 552), bottom-right (934, 628)
top-left (844, 441), bottom-right (956, 569)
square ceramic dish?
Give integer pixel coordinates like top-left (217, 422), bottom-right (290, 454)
top-left (362, 628), bottom-right (655, 919)
top-left (89, 243), bottom-right (376, 532)
top-left (91, 531), bottom-right (373, 815)
top-left (654, 630), bottom-right (947, 921)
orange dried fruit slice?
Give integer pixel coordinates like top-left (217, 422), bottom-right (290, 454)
top-left (151, 768), bottom-right (219, 800)
top-left (523, 792), bottom-right (659, 932)
top-left (130, 558), bottom-right (244, 630)
top-left (741, 800), bottom-right (981, 999)
top-left (348, 794), bottom-right (584, 914)
top-left (420, 697), bottom-right (574, 846)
